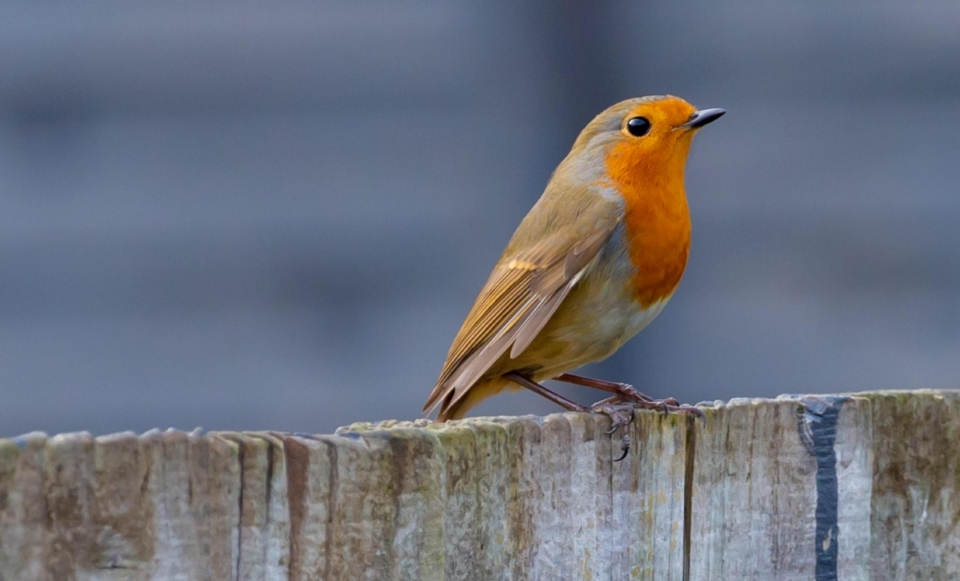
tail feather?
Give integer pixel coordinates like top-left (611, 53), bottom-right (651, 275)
top-left (434, 377), bottom-right (515, 421)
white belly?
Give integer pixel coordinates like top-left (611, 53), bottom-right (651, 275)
top-left (577, 288), bottom-right (670, 356)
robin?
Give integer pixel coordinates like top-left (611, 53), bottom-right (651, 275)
top-left (423, 96), bottom-right (724, 456)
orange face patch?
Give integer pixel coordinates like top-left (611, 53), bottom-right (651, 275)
top-left (602, 97), bottom-right (697, 307)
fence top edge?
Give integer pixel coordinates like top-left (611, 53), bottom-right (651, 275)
top-left (3, 389), bottom-right (956, 445)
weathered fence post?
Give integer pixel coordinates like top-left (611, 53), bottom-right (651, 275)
top-left (0, 390), bottom-right (957, 580)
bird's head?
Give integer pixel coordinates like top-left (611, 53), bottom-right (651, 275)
top-left (563, 95), bottom-right (724, 191)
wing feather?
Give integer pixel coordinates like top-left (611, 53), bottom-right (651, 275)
top-left (423, 213), bottom-right (620, 416)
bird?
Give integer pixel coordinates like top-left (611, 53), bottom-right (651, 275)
top-left (423, 95), bottom-right (724, 450)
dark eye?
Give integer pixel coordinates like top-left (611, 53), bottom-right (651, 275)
top-left (625, 116), bottom-right (651, 137)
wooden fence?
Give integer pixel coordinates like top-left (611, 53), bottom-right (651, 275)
top-left (0, 390), bottom-right (957, 580)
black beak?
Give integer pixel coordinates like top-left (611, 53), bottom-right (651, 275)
top-left (681, 108), bottom-right (726, 129)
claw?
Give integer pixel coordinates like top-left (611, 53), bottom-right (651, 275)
top-left (680, 404), bottom-right (707, 424)
top-left (614, 435), bottom-right (630, 462)
top-left (605, 410), bottom-right (636, 435)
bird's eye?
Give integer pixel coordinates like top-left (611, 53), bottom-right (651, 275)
top-left (625, 116), bottom-right (651, 137)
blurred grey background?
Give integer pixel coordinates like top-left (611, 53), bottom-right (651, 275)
top-left (1, 1), bottom-right (958, 437)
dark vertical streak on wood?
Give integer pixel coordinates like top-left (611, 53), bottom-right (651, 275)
top-left (682, 413), bottom-right (696, 581)
top-left (322, 441), bottom-right (338, 581)
top-left (262, 440), bottom-right (275, 575)
top-left (234, 442), bottom-right (245, 581)
top-left (284, 437), bottom-right (309, 581)
top-left (800, 396), bottom-right (847, 581)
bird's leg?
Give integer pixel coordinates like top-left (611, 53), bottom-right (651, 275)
top-left (504, 373), bottom-right (634, 460)
top-left (503, 372), bottom-right (588, 413)
top-left (553, 373), bottom-right (704, 419)
top-left (554, 373), bottom-right (667, 404)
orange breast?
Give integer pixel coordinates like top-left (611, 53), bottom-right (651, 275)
top-left (605, 140), bottom-right (692, 308)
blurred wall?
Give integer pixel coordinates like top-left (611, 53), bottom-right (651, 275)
top-left (1, 1), bottom-right (958, 436)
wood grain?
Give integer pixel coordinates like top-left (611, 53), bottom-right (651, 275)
top-left (0, 391), bottom-right (957, 580)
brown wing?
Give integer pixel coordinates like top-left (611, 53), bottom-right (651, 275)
top-left (423, 215), bottom-right (620, 417)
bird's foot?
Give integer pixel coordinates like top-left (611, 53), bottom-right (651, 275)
top-left (588, 389), bottom-right (706, 462)
top-left (606, 383), bottom-right (706, 421)
top-left (588, 399), bottom-right (636, 461)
